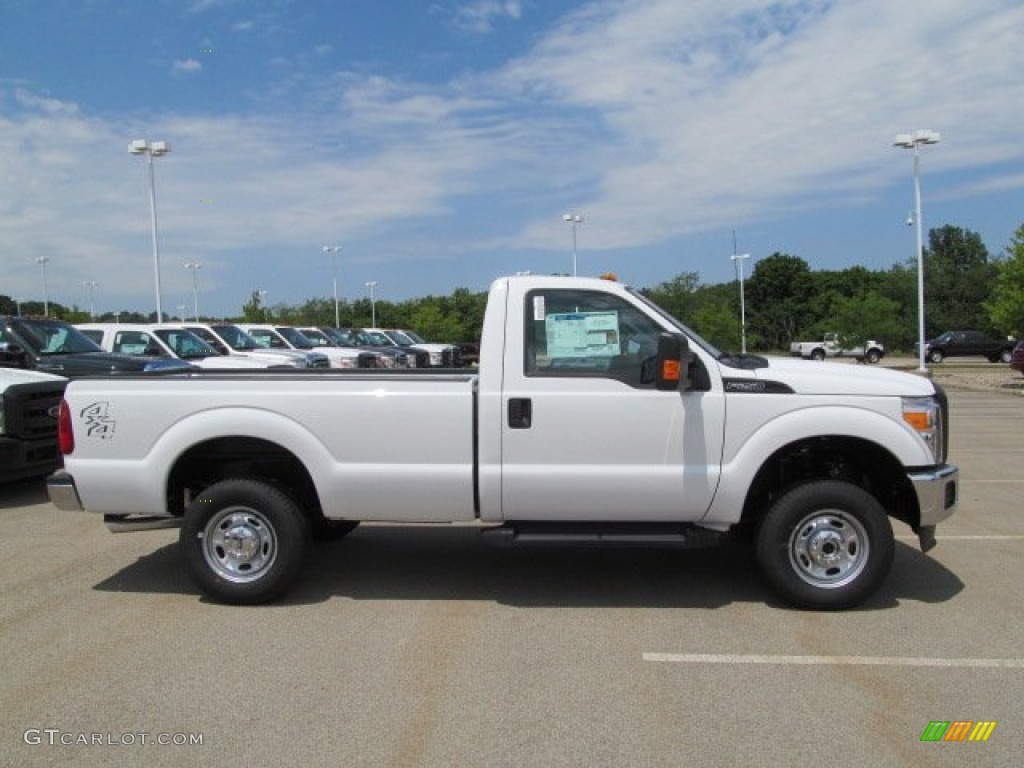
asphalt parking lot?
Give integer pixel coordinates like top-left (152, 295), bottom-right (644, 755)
top-left (1, 387), bottom-right (1021, 767)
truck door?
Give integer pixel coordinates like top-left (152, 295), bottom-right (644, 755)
top-left (499, 287), bottom-right (725, 522)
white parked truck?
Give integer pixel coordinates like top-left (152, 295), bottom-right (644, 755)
top-left (47, 275), bottom-right (957, 609)
top-left (790, 333), bottom-right (885, 363)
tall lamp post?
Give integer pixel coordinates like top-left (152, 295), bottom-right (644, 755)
top-left (894, 129), bottom-right (940, 374)
top-left (322, 245), bottom-right (341, 327)
top-left (562, 213), bottom-right (583, 276)
top-left (83, 281), bottom-right (99, 320)
top-left (36, 256), bottom-right (50, 316)
top-left (258, 289), bottom-right (269, 322)
top-left (365, 281), bottom-right (377, 327)
top-left (184, 262), bottom-right (202, 321)
top-left (130, 139), bottom-right (171, 322)
top-left (730, 251), bottom-right (751, 353)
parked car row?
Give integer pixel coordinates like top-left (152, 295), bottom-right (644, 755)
top-left (73, 320), bottom-right (465, 371)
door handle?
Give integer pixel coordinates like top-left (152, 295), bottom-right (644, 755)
top-left (508, 398), bottom-right (532, 429)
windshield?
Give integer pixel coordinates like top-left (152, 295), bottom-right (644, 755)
top-left (361, 331), bottom-right (394, 347)
top-left (154, 329), bottom-right (220, 359)
top-left (275, 327), bottom-right (315, 349)
top-left (210, 325), bottom-right (262, 351)
top-left (299, 329), bottom-right (334, 346)
top-left (319, 327), bottom-right (356, 347)
top-left (390, 330), bottom-right (417, 345)
top-left (402, 330), bottom-right (427, 343)
top-left (11, 318), bottom-right (104, 355)
top-left (628, 288), bottom-right (722, 358)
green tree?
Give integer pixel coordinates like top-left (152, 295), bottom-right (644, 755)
top-left (923, 225), bottom-right (996, 334)
top-left (746, 253), bottom-right (814, 350)
top-left (985, 224), bottom-right (1024, 337)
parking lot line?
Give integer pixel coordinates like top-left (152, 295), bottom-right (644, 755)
top-left (642, 653), bottom-right (1024, 668)
top-left (894, 535), bottom-right (1024, 541)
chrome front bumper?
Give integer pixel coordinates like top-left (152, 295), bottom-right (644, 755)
top-left (908, 464), bottom-right (958, 551)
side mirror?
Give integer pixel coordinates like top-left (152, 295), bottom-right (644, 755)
top-left (642, 333), bottom-right (689, 390)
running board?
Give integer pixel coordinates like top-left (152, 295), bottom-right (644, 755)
top-left (104, 514), bottom-right (183, 533)
top-left (481, 522), bottom-right (725, 548)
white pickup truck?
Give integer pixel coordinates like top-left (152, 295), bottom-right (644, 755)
top-left (790, 333), bottom-right (885, 363)
top-left (47, 275), bottom-right (958, 609)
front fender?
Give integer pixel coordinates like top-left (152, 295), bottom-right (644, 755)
top-left (702, 402), bottom-right (931, 525)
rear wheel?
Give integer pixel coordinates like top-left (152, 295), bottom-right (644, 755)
top-left (1000, 349), bottom-right (1013, 364)
top-left (928, 349), bottom-right (944, 364)
top-left (810, 348), bottom-right (825, 361)
top-left (181, 478), bottom-right (309, 604)
top-left (756, 480), bottom-right (894, 610)
top-left (865, 349), bottom-right (881, 364)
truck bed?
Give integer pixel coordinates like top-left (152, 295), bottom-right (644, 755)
top-left (61, 369), bottom-right (479, 523)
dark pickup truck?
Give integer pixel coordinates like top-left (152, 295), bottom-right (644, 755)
top-left (0, 368), bottom-right (67, 483)
top-left (1, 316), bottom-right (193, 378)
top-left (917, 330), bottom-right (1016, 364)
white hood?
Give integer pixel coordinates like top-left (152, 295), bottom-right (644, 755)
top-left (724, 356), bottom-right (937, 397)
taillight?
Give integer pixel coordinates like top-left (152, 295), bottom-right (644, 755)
top-left (58, 399), bottom-right (75, 455)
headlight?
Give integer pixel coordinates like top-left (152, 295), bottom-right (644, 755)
top-left (429, 351), bottom-right (442, 365)
top-left (902, 396), bottom-right (945, 464)
top-left (336, 358), bottom-right (356, 369)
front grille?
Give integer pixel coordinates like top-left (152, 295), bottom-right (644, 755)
top-left (414, 350), bottom-right (430, 368)
top-left (441, 348), bottom-right (462, 367)
top-left (357, 352), bottom-right (377, 368)
top-left (4, 382), bottom-right (65, 439)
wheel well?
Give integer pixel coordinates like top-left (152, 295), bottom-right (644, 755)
top-left (166, 436), bottom-right (323, 523)
top-left (737, 436), bottom-right (919, 537)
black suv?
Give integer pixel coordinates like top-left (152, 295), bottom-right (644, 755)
top-left (0, 316), bottom-right (193, 378)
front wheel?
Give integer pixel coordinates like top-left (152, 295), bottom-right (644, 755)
top-left (865, 349), bottom-right (881, 364)
top-left (756, 480), bottom-right (894, 610)
top-left (1000, 349), bottom-right (1013, 364)
top-left (928, 349), bottom-right (944, 364)
top-left (810, 349), bottom-right (826, 361)
top-left (181, 478), bottom-right (309, 604)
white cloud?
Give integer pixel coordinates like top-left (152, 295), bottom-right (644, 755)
top-left (452, 1), bottom-right (523, 34)
top-left (171, 58), bottom-right (203, 76)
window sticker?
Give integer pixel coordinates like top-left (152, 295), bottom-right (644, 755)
top-left (533, 295), bottom-right (546, 321)
top-left (545, 311), bottom-right (619, 358)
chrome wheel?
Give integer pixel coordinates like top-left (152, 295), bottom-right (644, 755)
top-left (202, 506), bottom-right (278, 584)
top-left (788, 510), bottom-right (869, 589)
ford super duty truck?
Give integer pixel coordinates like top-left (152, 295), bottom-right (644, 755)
top-left (46, 275), bottom-right (958, 609)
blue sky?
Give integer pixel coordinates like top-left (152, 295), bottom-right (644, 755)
top-left (2, 0), bottom-right (1023, 319)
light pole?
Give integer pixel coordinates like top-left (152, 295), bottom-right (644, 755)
top-left (365, 281), bottom-right (377, 327)
top-left (562, 213), bottom-right (583, 276)
top-left (894, 129), bottom-right (940, 374)
top-left (322, 245), bottom-right (341, 327)
top-left (130, 139), bottom-right (171, 322)
top-left (83, 281), bottom-right (99, 320)
top-left (258, 289), bottom-right (269, 322)
top-left (15, 298), bottom-right (23, 316)
top-left (184, 262), bottom-right (202, 321)
top-left (730, 252), bottom-right (751, 353)
top-left (36, 256), bottom-right (50, 316)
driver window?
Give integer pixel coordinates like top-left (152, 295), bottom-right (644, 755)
top-left (524, 289), bottom-right (661, 386)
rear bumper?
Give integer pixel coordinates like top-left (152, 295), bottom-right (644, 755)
top-left (908, 464), bottom-right (958, 528)
top-left (46, 469), bottom-right (84, 511)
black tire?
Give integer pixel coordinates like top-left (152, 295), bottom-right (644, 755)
top-left (810, 349), bottom-right (826, 361)
top-left (865, 349), bottom-right (881, 364)
top-left (1000, 349), bottom-right (1013, 364)
top-left (756, 480), bottom-right (894, 610)
top-left (928, 349), bottom-right (944, 364)
top-left (180, 478), bottom-right (309, 605)
top-left (312, 518), bottom-right (360, 542)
